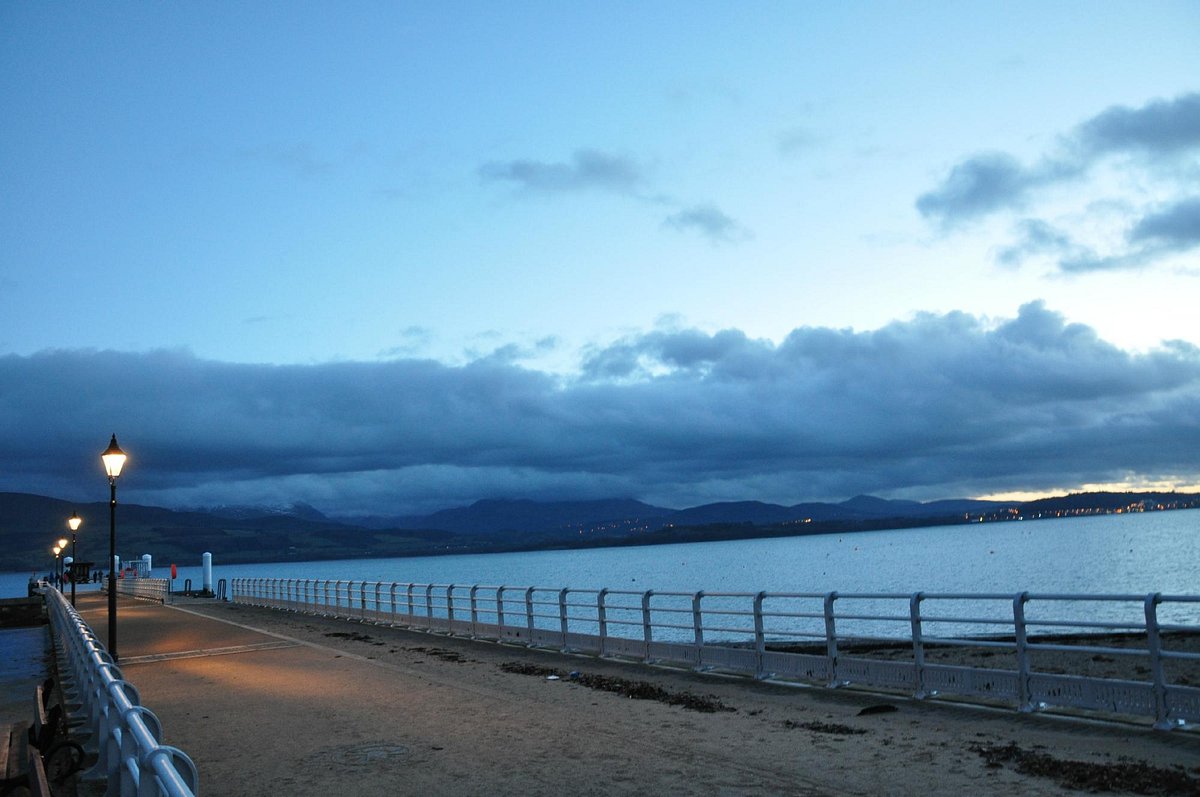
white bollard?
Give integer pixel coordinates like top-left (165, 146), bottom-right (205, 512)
top-left (202, 552), bottom-right (213, 594)
top-left (142, 554), bottom-right (152, 577)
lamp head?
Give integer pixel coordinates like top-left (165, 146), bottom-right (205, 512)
top-left (102, 434), bottom-right (127, 480)
top-left (68, 512), bottom-right (82, 532)
top-left (53, 545), bottom-right (61, 556)
top-left (57, 537), bottom-right (68, 549)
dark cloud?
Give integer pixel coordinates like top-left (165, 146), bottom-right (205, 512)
top-left (916, 93), bottom-right (1200, 269)
top-left (1129, 196), bottom-right (1200, 249)
top-left (916, 152), bottom-right (1042, 224)
top-left (4, 303), bottom-right (1197, 515)
top-left (1076, 93), bottom-right (1200, 157)
top-left (1058, 197), bottom-right (1200, 273)
top-left (479, 148), bottom-right (745, 243)
top-left (478, 149), bottom-right (642, 193)
top-left (662, 203), bottom-right (748, 243)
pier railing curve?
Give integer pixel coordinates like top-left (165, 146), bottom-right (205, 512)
top-left (44, 587), bottom-right (199, 796)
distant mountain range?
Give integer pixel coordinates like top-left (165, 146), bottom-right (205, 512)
top-left (2, 490), bottom-right (1196, 573)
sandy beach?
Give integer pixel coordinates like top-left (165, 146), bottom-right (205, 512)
top-left (74, 594), bottom-right (1200, 796)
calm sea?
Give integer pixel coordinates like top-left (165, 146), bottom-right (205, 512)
top-left (3, 509), bottom-right (1197, 601)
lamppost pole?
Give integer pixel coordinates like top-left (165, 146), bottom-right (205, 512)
top-left (102, 434), bottom-right (127, 661)
top-left (56, 537), bottom-right (67, 588)
top-left (68, 512), bottom-right (82, 606)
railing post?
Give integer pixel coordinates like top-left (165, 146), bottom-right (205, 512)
top-left (359, 581), bottom-right (368, 621)
top-left (910, 592), bottom-right (927, 698)
top-left (470, 585), bottom-right (480, 638)
top-left (496, 586), bottom-right (507, 638)
top-left (1145, 592), bottom-right (1172, 729)
top-left (641, 591), bottom-right (655, 664)
top-left (559, 588), bottom-right (571, 651)
top-left (390, 583), bottom-right (399, 625)
top-left (374, 582), bottom-right (383, 623)
top-left (824, 591), bottom-right (840, 687)
top-left (406, 583), bottom-right (415, 623)
top-left (425, 584), bottom-right (435, 628)
top-left (446, 584), bottom-right (456, 632)
top-left (525, 587), bottom-right (536, 647)
top-left (1013, 591), bottom-right (1033, 712)
top-left (692, 591), bottom-right (705, 671)
top-left (753, 591), bottom-right (767, 679)
top-left (597, 589), bottom-right (610, 656)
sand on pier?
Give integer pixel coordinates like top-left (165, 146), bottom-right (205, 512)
top-left (73, 594), bottom-right (1200, 796)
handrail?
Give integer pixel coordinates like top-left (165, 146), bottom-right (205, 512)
top-left (42, 588), bottom-right (199, 796)
top-left (231, 577), bottom-right (1200, 729)
top-left (104, 577), bottom-right (171, 604)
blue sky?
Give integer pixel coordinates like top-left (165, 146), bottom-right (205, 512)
top-left (2, 3), bottom-right (1198, 516)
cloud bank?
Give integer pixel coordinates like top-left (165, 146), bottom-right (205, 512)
top-left (3, 303), bottom-right (1197, 516)
top-left (918, 92), bottom-right (1200, 273)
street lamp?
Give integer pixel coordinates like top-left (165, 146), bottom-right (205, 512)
top-left (56, 538), bottom-right (68, 584)
top-left (52, 544), bottom-right (62, 586)
top-left (102, 434), bottom-right (127, 660)
top-left (68, 512), bottom-right (82, 606)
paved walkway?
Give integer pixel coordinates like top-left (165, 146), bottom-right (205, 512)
top-left (69, 593), bottom-right (1200, 797)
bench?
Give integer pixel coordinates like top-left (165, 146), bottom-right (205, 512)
top-left (0, 725), bottom-right (50, 797)
top-left (1, 682), bottom-right (84, 796)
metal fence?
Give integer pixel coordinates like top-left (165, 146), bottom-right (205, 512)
top-left (232, 578), bottom-right (1200, 728)
top-left (43, 588), bottom-right (199, 796)
top-left (105, 577), bottom-right (171, 603)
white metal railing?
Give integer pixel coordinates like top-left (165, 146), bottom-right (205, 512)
top-left (105, 577), bottom-right (171, 603)
top-left (232, 578), bottom-right (1200, 728)
top-left (43, 588), bottom-right (199, 796)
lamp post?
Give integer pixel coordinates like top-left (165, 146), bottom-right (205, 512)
top-left (102, 434), bottom-right (127, 660)
top-left (52, 545), bottom-right (62, 586)
top-left (68, 512), bottom-right (82, 606)
top-left (56, 538), bottom-right (68, 586)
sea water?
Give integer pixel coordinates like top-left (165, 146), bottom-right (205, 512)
top-left (4, 509), bottom-right (1196, 601)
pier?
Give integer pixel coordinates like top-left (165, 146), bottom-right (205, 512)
top-left (7, 588), bottom-right (1199, 795)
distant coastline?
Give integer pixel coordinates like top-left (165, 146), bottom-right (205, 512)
top-left (1, 489), bottom-right (1197, 573)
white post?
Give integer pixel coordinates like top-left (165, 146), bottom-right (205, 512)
top-left (141, 554), bottom-right (152, 577)
top-left (824, 591), bottom-right (840, 687)
top-left (202, 552), bottom-right (213, 594)
top-left (753, 591), bottom-right (767, 679)
top-left (910, 592), bottom-right (927, 699)
top-left (641, 590), bottom-right (655, 663)
top-left (559, 588), bottom-right (570, 651)
top-left (1013, 592), bottom-right (1033, 712)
